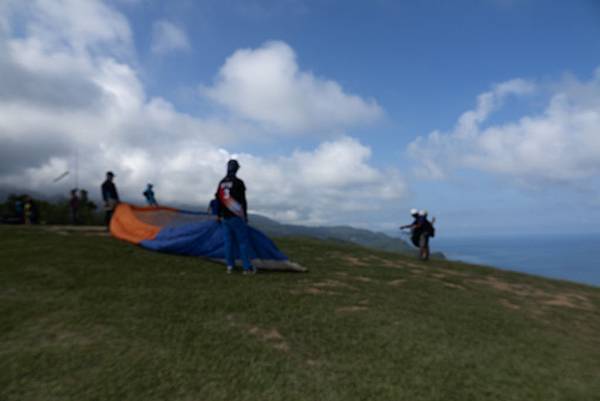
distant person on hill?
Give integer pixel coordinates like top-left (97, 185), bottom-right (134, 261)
top-left (23, 196), bottom-right (33, 225)
top-left (143, 183), bottom-right (158, 207)
top-left (23, 196), bottom-right (38, 224)
top-left (400, 208), bottom-right (420, 233)
top-left (400, 208), bottom-right (435, 261)
top-left (215, 159), bottom-right (255, 275)
top-left (69, 188), bottom-right (80, 224)
top-left (101, 171), bottom-right (119, 228)
top-left (416, 210), bottom-right (436, 261)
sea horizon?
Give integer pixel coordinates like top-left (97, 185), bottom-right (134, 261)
top-left (435, 232), bottom-right (600, 287)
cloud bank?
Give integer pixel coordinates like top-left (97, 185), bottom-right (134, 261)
top-left (0, 0), bottom-right (405, 226)
top-left (408, 72), bottom-right (600, 188)
top-left (203, 41), bottom-right (383, 133)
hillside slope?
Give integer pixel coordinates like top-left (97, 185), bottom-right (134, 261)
top-left (1, 226), bottom-right (599, 401)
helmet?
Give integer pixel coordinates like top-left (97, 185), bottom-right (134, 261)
top-left (419, 210), bottom-right (428, 216)
top-left (410, 208), bottom-right (418, 216)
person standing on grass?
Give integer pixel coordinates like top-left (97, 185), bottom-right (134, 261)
top-left (400, 208), bottom-right (421, 246)
top-left (23, 196), bottom-right (33, 225)
top-left (400, 208), bottom-right (435, 261)
top-left (215, 159), bottom-right (255, 275)
top-left (101, 171), bottom-right (119, 228)
top-left (416, 210), bottom-right (436, 261)
top-left (143, 183), bottom-right (158, 207)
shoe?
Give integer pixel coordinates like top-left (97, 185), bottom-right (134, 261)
top-left (226, 266), bottom-right (233, 274)
top-left (243, 267), bottom-right (256, 275)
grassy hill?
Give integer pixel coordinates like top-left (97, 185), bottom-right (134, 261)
top-left (1, 226), bottom-right (599, 401)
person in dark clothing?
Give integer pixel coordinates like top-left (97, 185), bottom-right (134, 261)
top-left (416, 210), bottom-right (436, 261)
top-left (215, 159), bottom-right (255, 274)
top-left (143, 183), bottom-right (158, 207)
top-left (21, 196), bottom-right (39, 224)
top-left (400, 208), bottom-right (420, 233)
top-left (69, 189), bottom-right (80, 224)
top-left (101, 171), bottom-right (119, 227)
top-left (400, 208), bottom-right (435, 261)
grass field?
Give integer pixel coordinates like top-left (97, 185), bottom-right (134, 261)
top-left (1, 225), bottom-right (599, 401)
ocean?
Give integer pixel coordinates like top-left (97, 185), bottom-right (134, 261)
top-left (434, 233), bottom-right (600, 287)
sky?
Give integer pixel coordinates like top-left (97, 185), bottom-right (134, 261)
top-left (1, 0), bottom-right (599, 236)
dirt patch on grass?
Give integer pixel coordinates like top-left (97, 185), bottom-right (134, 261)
top-left (388, 279), bottom-right (406, 287)
top-left (543, 294), bottom-right (595, 310)
top-left (26, 318), bottom-right (110, 349)
top-left (247, 325), bottom-right (290, 352)
top-left (364, 256), bottom-right (414, 269)
top-left (471, 276), bottom-right (595, 311)
top-left (312, 279), bottom-right (357, 290)
top-left (227, 316), bottom-right (290, 352)
top-left (440, 268), bottom-right (471, 278)
top-left (341, 256), bottom-right (370, 267)
top-left (44, 226), bottom-right (109, 237)
top-left (350, 276), bottom-right (374, 283)
top-left (0, 287), bottom-right (19, 299)
top-left (290, 287), bottom-right (338, 296)
top-left (444, 282), bottom-right (465, 290)
top-left (499, 299), bottom-right (521, 310)
top-left (84, 232), bottom-right (111, 237)
top-left (336, 306), bottom-right (369, 313)
top-left (401, 261), bottom-right (426, 269)
top-left (471, 276), bottom-right (545, 297)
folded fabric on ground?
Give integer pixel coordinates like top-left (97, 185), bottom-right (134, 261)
top-left (110, 203), bottom-right (306, 272)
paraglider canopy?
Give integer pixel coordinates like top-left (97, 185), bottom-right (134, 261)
top-left (110, 203), bottom-right (306, 272)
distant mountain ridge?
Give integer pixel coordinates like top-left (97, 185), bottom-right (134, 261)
top-left (248, 213), bottom-right (428, 256)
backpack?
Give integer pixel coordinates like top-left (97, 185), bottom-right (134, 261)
top-left (424, 220), bottom-right (435, 238)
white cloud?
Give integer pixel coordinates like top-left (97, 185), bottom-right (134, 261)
top-left (408, 72), bottom-right (600, 187)
top-left (151, 20), bottom-right (190, 55)
top-left (237, 137), bottom-right (407, 224)
top-left (202, 41), bottom-right (383, 133)
top-left (0, 1), bottom-right (407, 227)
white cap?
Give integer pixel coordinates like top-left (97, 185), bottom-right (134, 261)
top-left (410, 208), bottom-right (418, 215)
top-left (419, 209), bottom-right (428, 216)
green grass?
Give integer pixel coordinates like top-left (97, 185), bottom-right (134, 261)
top-left (1, 226), bottom-right (599, 401)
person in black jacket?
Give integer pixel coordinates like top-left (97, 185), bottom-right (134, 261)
top-left (400, 209), bottom-right (436, 261)
top-left (101, 171), bottom-right (119, 227)
top-left (215, 159), bottom-right (255, 274)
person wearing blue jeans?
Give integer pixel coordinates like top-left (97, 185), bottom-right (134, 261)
top-left (222, 215), bottom-right (253, 273)
top-left (216, 159), bottom-right (256, 274)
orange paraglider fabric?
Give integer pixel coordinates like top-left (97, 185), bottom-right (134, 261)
top-left (109, 204), bottom-right (166, 244)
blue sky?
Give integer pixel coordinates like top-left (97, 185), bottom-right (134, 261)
top-left (1, 0), bottom-right (599, 236)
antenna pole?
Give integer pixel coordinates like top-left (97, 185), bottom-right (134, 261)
top-left (75, 145), bottom-right (79, 189)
